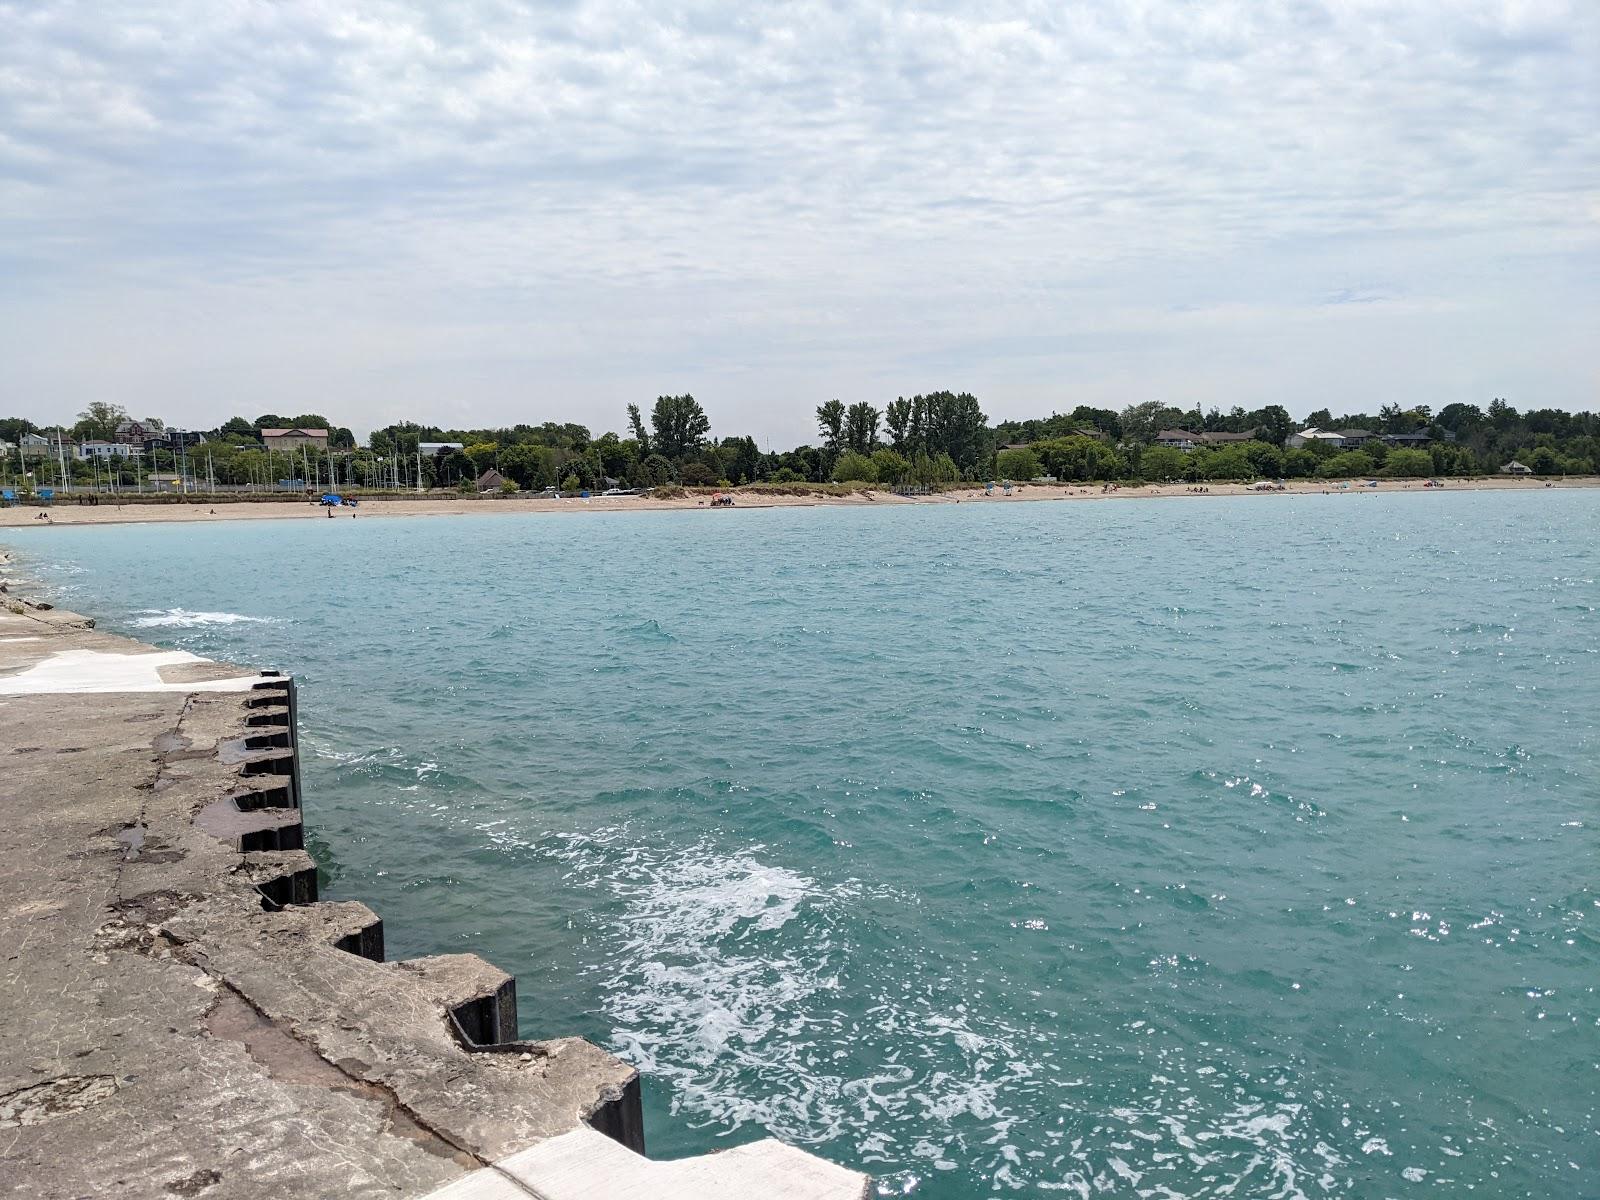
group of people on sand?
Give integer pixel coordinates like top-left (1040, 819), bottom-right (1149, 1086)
top-left (1186, 486), bottom-right (1213, 494)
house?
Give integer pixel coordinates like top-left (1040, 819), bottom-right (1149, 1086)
top-left (18, 433), bottom-right (55, 460)
top-left (144, 429), bottom-right (207, 453)
top-left (114, 418), bottom-right (163, 445)
top-left (1155, 429), bottom-right (1205, 449)
top-left (1155, 429), bottom-right (1259, 450)
top-left (75, 440), bottom-right (139, 460)
top-left (1380, 431), bottom-right (1433, 447)
top-left (260, 427), bottom-right (330, 453)
top-left (476, 469), bottom-right (507, 492)
top-left (1287, 427), bottom-right (1370, 450)
top-left (1501, 460), bottom-right (1532, 476)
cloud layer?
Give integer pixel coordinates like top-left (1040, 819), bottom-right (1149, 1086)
top-left (2, 0), bottom-right (1596, 440)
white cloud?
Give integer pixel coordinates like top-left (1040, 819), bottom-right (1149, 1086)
top-left (0, 0), bottom-right (1595, 440)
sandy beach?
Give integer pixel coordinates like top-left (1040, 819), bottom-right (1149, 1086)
top-left (1, 475), bottom-right (1594, 528)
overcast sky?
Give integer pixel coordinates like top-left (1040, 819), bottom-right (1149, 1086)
top-left (2, 1), bottom-right (1595, 444)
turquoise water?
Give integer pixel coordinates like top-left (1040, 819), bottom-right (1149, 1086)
top-left (8, 492), bottom-right (1597, 1197)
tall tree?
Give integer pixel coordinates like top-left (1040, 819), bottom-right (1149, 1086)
top-left (650, 394), bottom-right (710, 460)
top-left (843, 402), bottom-right (880, 454)
top-left (1251, 405), bottom-right (1293, 447)
top-left (917, 391), bottom-right (987, 474)
top-left (815, 400), bottom-right (845, 452)
top-left (885, 398), bottom-right (912, 449)
top-left (627, 403), bottom-right (650, 453)
top-left (75, 401), bottom-right (127, 441)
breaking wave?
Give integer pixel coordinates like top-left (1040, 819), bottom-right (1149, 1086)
top-left (130, 608), bottom-right (277, 628)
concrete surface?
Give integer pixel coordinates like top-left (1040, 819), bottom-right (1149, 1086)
top-left (425, 1127), bottom-right (870, 1200)
top-left (0, 555), bottom-right (869, 1199)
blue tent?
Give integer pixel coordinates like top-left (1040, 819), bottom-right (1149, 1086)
top-left (320, 493), bottom-right (342, 506)
top-left (0, 488), bottom-right (15, 506)
top-left (37, 488), bottom-right (53, 505)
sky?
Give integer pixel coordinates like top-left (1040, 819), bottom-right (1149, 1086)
top-left (1, 1), bottom-right (1596, 446)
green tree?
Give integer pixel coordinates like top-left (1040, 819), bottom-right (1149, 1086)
top-left (721, 436), bottom-right (762, 484)
top-left (1305, 408), bottom-right (1334, 429)
top-left (831, 451), bottom-right (878, 482)
top-left (995, 447), bottom-right (1040, 480)
top-left (1243, 440), bottom-right (1285, 477)
top-left (1282, 448), bottom-right (1318, 477)
top-left (920, 391), bottom-right (988, 474)
top-left (816, 400), bottom-right (845, 452)
top-left (1034, 435), bottom-right (1126, 482)
top-left (75, 401), bottom-right (127, 441)
top-left (650, 395), bottom-right (710, 460)
top-left (1317, 450), bottom-right (1375, 478)
top-left (843, 402), bottom-right (880, 454)
top-left (626, 404), bottom-right (650, 453)
top-left (1382, 449), bottom-right (1434, 477)
top-left (1251, 406), bottom-right (1293, 447)
top-left (637, 453), bottom-right (676, 487)
top-left (1119, 401), bottom-right (1187, 445)
top-left (1139, 445), bottom-right (1188, 481)
top-left (1196, 446), bottom-right (1251, 479)
top-left (884, 398), bottom-right (913, 449)
top-left (871, 447), bottom-right (910, 484)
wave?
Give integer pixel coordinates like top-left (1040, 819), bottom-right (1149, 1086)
top-left (130, 608), bottom-right (278, 628)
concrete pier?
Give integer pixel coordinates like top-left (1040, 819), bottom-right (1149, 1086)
top-left (0, 558), bottom-right (867, 1199)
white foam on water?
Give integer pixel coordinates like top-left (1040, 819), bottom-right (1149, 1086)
top-left (131, 608), bottom-right (276, 628)
top-left (545, 825), bottom-right (1411, 1197)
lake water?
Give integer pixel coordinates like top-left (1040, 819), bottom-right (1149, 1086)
top-left (7, 492), bottom-right (1597, 1197)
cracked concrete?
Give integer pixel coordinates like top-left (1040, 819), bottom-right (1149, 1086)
top-left (0, 564), bottom-right (868, 1199)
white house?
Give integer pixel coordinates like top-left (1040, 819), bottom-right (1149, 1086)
top-left (75, 440), bottom-right (139, 460)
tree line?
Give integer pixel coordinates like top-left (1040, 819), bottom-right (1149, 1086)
top-left (4, 393), bottom-right (1598, 492)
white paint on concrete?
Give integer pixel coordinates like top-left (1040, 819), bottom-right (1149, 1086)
top-left (0, 648), bottom-right (262, 694)
top-left (422, 1171), bottom-right (526, 1200)
top-left (422, 1127), bottom-right (868, 1200)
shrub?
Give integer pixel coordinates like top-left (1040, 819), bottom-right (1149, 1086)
top-left (995, 447), bottom-right (1040, 481)
top-left (1381, 449), bottom-right (1434, 478)
top-left (872, 448), bottom-right (910, 485)
top-left (1316, 451), bottom-right (1375, 479)
top-left (831, 451), bottom-right (878, 483)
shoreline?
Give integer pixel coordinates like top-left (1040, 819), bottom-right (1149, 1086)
top-left (1, 474), bottom-right (1595, 528)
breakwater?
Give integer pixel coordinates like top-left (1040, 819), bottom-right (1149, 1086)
top-left (0, 552), bottom-right (867, 1199)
